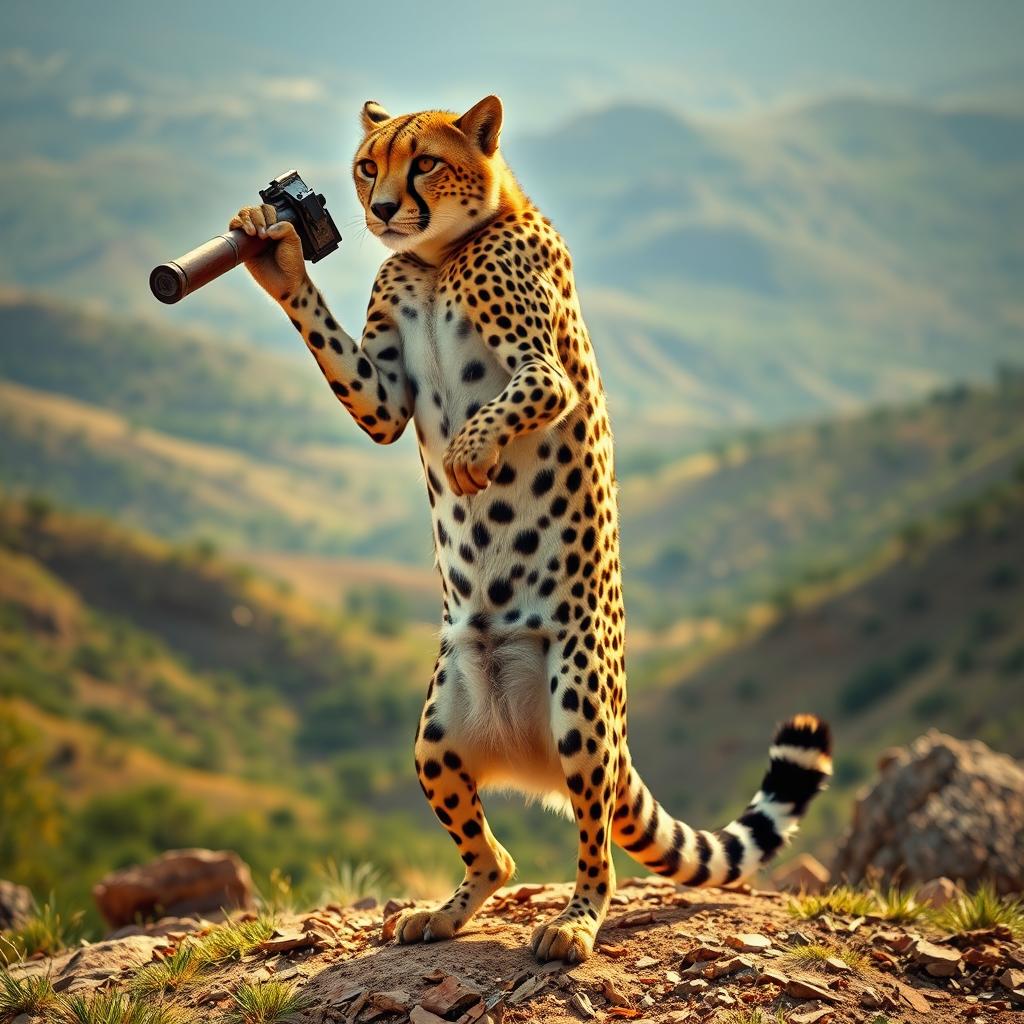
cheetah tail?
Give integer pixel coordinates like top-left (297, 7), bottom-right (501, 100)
top-left (612, 714), bottom-right (832, 887)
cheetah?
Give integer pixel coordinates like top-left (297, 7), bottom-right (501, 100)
top-left (232, 95), bottom-right (832, 963)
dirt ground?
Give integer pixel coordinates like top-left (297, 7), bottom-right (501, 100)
top-left (10, 877), bottom-right (1024, 1023)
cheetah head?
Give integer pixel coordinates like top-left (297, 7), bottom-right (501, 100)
top-left (353, 96), bottom-right (505, 256)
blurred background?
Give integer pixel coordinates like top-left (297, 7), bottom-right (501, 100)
top-left (1, 0), bottom-right (1023, 932)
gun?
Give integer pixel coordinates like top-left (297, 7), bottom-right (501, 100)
top-left (149, 170), bottom-right (341, 304)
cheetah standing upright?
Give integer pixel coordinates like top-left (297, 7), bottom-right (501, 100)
top-left (232, 95), bottom-right (832, 963)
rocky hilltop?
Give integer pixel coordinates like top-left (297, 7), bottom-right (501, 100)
top-left (5, 876), bottom-right (1024, 1024)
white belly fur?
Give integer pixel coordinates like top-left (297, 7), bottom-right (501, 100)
top-left (401, 280), bottom-right (572, 814)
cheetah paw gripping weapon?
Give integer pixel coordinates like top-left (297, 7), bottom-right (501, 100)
top-left (149, 170), bottom-right (341, 304)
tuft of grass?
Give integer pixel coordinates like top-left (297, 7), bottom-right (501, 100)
top-left (782, 941), bottom-right (867, 974)
top-left (316, 859), bottom-right (385, 907)
top-left (932, 882), bottom-right (1024, 939)
top-left (787, 885), bottom-right (878, 920)
top-left (875, 885), bottom-right (927, 923)
top-left (718, 1009), bottom-right (786, 1024)
top-left (0, 900), bottom-right (84, 966)
top-left (49, 990), bottom-right (182, 1024)
top-left (0, 968), bottom-right (56, 1020)
top-left (189, 917), bottom-right (276, 967)
top-left (223, 981), bottom-right (310, 1024)
top-left (129, 946), bottom-right (201, 999)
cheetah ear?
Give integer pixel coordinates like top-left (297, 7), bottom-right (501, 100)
top-left (361, 100), bottom-right (392, 133)
top-left (454, 95), bottom-right (503, 156)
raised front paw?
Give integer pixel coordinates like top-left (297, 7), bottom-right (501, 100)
top-left (443, 427), bottom-right (500, 496)
top-left (530, 915), bottom-right (597, 963)
top-left (394, 906), bottom-right (463, 944)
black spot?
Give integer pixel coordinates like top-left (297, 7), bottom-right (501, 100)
top-left (423, 760), bottom-right (442, 779)
top-left (449, 568), bottom-right (473, 598)
top-left (494, 464), bottom-right (516, 485)
top-left (423, 720), bottom-right (446, 742)
top-left (513, 529), bottom-right (539, 555)
top-left (559, 729), bottom-right (583, 756)
top-left (532, 468), bottom-right (555, 496)
top-left (462, 360), bottom-right (486, 383)
top-left (488, 501), bottom-right (515, 523)
top-left (487, 579), bottom-right (513, 605)
top-left (308, 331), bottom-right (325, 349)
top-left (472, 522), bottom-right (491, 548)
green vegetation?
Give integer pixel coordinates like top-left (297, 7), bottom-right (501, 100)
top-left (0, 970), bottom-right (56, 1021)
top-left (129, 948), bottom-right (201, 1000)
top-left (632, 474), bottom-right (1024, 864)
top-left (787, 882), bottom-right (1024, 941)
top-left (787, 886), bottom-right (878, 920)
top-left (621, 372), bottom-right (1024, 626)
top-left (224, 981), bottom-right (310, 1024)
top-left (875, 886), bottom-right (927, 924)
top-left (933, 882), bottom-right (1024, 939)
top-left (47, 991), bottom-right (182, 1024)
top-left (315, 859), bottom-right (385, 909)
top-left (190, 918), bottom-right (276, 967)
top-left (0, 901), bottom-right (82, 967)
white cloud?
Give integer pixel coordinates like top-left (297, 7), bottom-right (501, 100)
top-left (0, 49), bottom-right (67, 80)
top-left (258, 76), bottom-right (325, 103)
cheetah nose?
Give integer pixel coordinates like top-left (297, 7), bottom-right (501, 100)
top-left (371, 201), bottom-right (399, 224)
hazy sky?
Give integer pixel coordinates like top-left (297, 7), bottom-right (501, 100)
top-left (9, 0), bottom-right (1024, 127)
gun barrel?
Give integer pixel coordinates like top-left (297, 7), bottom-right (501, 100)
top-left (149, 208), bottom-right (297, 304)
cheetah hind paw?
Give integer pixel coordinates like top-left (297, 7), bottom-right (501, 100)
top-left (394, 906), bottom-right (463, 944)
top-left (530, 917), bottom-right (596, 963)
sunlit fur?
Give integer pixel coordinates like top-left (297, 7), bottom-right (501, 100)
top-left (353, 97), bottom-right (521, 262)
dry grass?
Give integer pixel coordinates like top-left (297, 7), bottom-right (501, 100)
top-left (223, 981), bottom-right (310, 1024)
top-left (787, 885), bottom-right (878, 920)
top-left (718, 1009), bottom-right (786, 1024)
top-left (933, 882), bottom-right (1024, 939)
top-left (188, 917), bottom-right (276, 967)
top-left (128, 947), bottom-right (201, 999)
top-left (782, 941), bottom-right (867, 974)
top-left (875, 885), bottom-right (927, 923)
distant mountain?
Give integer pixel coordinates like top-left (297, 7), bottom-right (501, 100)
top-left (2, 57), bottom-right (1022, 440)
top-left (508, 97), bottom-right (1024, 441)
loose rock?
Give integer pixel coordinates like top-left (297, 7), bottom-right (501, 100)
top-left (92, 848), bottom-right (253, 927)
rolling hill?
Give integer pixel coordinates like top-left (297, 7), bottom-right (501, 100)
top-left (4, 458), bottom-right (1022, 926)
top-left (625, 472), bottom-right (1024, 857)
top-left (2, 292), bottom-right (1023, 635)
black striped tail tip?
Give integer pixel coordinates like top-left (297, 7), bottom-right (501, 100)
top-left (762, 714), bottom-right (832, 814)
top-left (773, 714), bottom-right (831, 763)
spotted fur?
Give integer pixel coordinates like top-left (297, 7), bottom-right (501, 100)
top-left (233, 96), bottom-right (832, 963)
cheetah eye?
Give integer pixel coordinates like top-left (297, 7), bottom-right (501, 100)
top-left (413, 155), bottom-right (441, 175)
top-left (357, 159), bottom-right (377, 179)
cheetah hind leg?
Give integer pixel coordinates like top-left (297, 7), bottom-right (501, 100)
top-left (529, 647), bottom-right (619, 963)
top-left (395, 706), bottom-right (515, 943)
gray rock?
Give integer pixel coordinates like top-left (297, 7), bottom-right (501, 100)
top-left (833, 731), bottom-right (1024, 893)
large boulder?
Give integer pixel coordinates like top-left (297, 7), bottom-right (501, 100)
top-left (0, 879), bottom-right (34, 930)
top-left (833, 731), bottom-right (1024, 893)
top-left (92, 848), bottom-right (254, 928)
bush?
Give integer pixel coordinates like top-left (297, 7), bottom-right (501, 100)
top-left (839, 661), bottom-right (900, 715)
